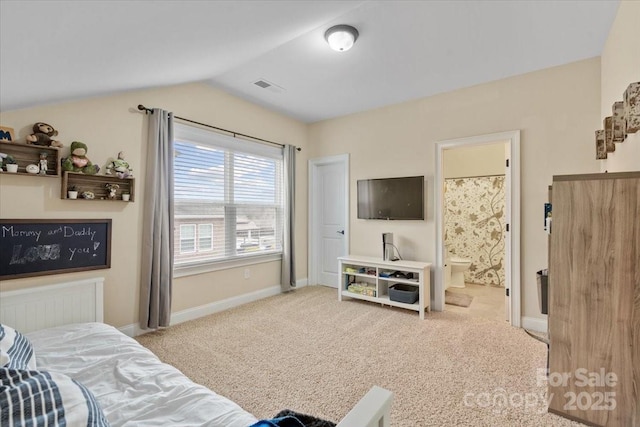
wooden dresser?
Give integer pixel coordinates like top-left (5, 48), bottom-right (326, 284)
top-left (548, 171), bottom-right (639, 426)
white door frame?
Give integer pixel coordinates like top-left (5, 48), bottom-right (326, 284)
top-left (308, 154), bottom-right (350, 286)
top-left (434, 131), bottom-right (521, 327)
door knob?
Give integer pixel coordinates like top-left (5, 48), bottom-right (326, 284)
top-left (337, 230), bottom-right (345, 235)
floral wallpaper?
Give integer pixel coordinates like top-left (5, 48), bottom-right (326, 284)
top-left (444, 176), bottom-right (505, 287)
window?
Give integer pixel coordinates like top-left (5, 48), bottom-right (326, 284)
top-left (173, 124), bottom-right (284, 268)
top-left (198, 224), bottom-right (213, 251)
top-left (179, 224), bottom-right (196, 254)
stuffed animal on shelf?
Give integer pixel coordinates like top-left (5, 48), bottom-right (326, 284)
top-left (62, 141), bottom-right (100, 174)
top-left (25, 122), bottom-right (63, 148)
top-left (105, 151), bottom-right (132, 179)
top-left (105, 183), bottom-right (119, 200)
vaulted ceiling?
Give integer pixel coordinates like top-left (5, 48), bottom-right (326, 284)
top-left (0, 1), bottom-right (619, 123)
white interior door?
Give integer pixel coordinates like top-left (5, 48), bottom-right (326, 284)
top-left (309, 155), bottom-right (349, 288)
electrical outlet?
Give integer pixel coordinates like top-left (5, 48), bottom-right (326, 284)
top-left (244, 268), bottom-right (250, 279)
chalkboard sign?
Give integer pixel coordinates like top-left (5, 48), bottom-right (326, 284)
top-left (0, 219), bottom-right (112, 280)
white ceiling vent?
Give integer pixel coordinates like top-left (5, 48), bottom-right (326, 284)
top-left (252, 78), bottom-right (285, 94)
top-left (254, 80), bottom-right (271, 88)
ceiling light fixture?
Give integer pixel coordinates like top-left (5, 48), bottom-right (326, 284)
top-left (324, 25), bottom-right (359, 52)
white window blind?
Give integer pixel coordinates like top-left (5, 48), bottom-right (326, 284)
top-left (173, 123), bottom-right (284, 267)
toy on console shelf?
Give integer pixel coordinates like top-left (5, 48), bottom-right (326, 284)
top-left (105, 151), bottom-right (132, 179)
top-left (25, 122), bottom-right (63, 148)
top-left (62, 141), bottom-right (100, 174)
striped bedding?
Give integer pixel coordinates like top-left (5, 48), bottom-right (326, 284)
top-left (1, 368), bottom-right (109, 427)
top-left (0, 324), bottom-right (36, 370)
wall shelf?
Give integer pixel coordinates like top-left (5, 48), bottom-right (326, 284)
top-left (62, 171), bottom-right (135, 202)
top-left (0, 141), bottom-right (61, 177)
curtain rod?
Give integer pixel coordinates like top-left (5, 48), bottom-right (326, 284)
top-left (137, 104), bottom-right (301, 152)
top-left (445, 173), bottom-right (506, 179)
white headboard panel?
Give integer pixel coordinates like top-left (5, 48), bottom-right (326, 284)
top-left (0, 277), bottom-right (104, 333)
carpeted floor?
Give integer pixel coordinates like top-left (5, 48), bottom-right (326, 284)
top-left (445, 290), bottom-right (473, 307)
top-left (136, 286), bottom-right (579, 427)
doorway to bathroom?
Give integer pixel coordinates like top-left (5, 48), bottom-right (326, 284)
top-left (434, 131), bottom-right (521, 327)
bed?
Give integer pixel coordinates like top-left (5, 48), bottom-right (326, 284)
top-left (0, 278), bottom-right (393, 427)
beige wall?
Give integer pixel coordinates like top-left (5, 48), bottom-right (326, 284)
top-left (600, 0), bottom-right (640, 172)
top-left (3, 9), bottom-right (634, 327)
top-left (0, 83), bottom-right (309, 328)
top-left (443, 142), bottom-right (506, 178)
top-left (308, 58), bottom-right (601, 320)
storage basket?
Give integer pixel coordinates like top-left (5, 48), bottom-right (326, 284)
top-left (389, 283), bottom-right (418, 304)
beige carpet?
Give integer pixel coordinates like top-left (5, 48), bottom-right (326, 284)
top-left (137, 286), bottom-right (579, 427)
top-left (445, 290), bottom-right (473, 307)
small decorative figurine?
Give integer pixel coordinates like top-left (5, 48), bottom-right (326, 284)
top-left (39, 152), bottom-right (48, 175)
top-left (105, 183), bottom-right (120, 200)
top-left (26, 164), bottom-right (40, 174)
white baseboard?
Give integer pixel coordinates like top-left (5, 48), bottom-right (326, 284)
top-left (120, 284), bottom-right (282, 337)
top-left (170, 284), bottom-right (281, 327)
top-left (120, 278), bottom-right (309, 337)
top-left (521, 316), bottom-right (548, 333)
top-left (119, 323), bottom-right (148, 338)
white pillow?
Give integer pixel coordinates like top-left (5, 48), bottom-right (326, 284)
top-left (0, 368), bottom-right (110, 426)
top-left (0, 324), bottom-right (36, 370)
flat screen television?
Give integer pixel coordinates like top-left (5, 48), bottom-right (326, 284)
top-left (357, 176), bottom-right (424, 220)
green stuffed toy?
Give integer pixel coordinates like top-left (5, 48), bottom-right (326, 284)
top-left (62, 141), bottom-right (100, 175)
top-left (105, 151), bottom-right (132, 179)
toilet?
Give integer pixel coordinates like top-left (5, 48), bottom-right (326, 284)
top-left (444, 246), bottom-right (472, 289)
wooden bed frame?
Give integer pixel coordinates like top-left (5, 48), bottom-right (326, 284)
top-left (0, 278), bottom-right (393, 427)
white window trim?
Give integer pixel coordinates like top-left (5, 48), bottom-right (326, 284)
top-left (173, 252), bottom-right (282, 278)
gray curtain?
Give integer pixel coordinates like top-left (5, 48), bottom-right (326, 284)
top-left (140, 109), bottom-right (175, 329)
top-left (281, 144), bottom-right (296, 291)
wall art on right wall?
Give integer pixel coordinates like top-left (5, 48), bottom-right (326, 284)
top-left (624, 81), bottom-right (639, 134)
top-left (595, 130), bottom-right (607, 159)
top-left (603, 116), bottom-right (615, 152)
top-left (612, 101), bottom-right (625, 142)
